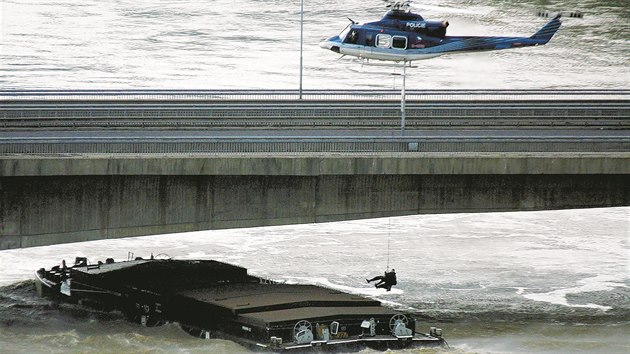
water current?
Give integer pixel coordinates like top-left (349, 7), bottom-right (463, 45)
top-left (1, 0), bottom-right (629, 89)
top-left (1, 0), bottom-right (629, 353)
top-left (0, 208), bottom-right (628, 353)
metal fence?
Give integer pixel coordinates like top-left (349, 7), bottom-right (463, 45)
top-left (2, 137), bottom-right (628, 154)
top-left (2, 89), bottom-right (629, 102)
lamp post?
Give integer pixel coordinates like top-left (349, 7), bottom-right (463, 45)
top-left (299, 0), bottom-right (304, 99)
top-left (400, 61), bottom-right (406, 136)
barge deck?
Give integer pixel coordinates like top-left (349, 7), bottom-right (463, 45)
top-left (36, 256), bottom-right (446, 351)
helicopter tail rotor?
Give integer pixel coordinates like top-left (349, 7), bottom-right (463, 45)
top-left (536, 10), bottom-right (584, 19)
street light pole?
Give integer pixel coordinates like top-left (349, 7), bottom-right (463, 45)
top-left (400, 61), bottom-right (406, 136)
top-left (299, 0), bottom-right (304, 99)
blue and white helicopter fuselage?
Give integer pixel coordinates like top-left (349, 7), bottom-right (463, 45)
top-left (320, 6), bottom-right (564, 62)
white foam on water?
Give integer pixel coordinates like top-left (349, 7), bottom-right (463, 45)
top-left (1, 207), bottom-right (629, 354)
top-left (284, 275), bottom-right (404, 297)
top-left (523, 274), bottom-right (628, 311)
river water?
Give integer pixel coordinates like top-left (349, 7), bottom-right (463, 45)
top-left (1, 0), bottom-right (629, 353)
top-left (0, 0), bottom-right (628, 89)
top-left (1, 207), bottom-right (628, 353)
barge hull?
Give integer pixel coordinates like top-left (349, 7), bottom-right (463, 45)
top-left (35, 257), bottom-right (446, 351)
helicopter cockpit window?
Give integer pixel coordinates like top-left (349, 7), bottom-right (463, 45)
top-left (376, 34), bottom-right (391, 48)
top-left (344, 29), bottom-right (359, 44)
top-left (392, 36), bottom-right (407, 49)
top-left (338, 24), bottom-right (352, 42)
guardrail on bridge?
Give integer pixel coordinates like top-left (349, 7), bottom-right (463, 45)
top-left (1, 89), bottom-right (629, 101)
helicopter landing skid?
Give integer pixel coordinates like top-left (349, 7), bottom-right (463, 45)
top-left (353, 58), bottom-right (417, 68)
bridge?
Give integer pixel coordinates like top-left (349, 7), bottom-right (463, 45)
top-left (1, 89), bottom-right (629, 249)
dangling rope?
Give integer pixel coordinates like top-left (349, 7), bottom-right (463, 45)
top-left (386, 217), bottom-right (391, 271)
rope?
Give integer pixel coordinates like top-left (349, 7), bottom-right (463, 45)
top-left (386, 217), bottom-right (391, 271)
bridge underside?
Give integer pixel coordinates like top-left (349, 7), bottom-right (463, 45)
top-left (1, 173), bottom-right (628, 249)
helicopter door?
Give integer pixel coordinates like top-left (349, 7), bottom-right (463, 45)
top-left (392, 35), bottom-right (408, 50)
top-left (375, 34), bottom-right (407, 50)
top-left (371, 33), bottom-right (391, 58)
top-left (375, 34), bottom-right (392, 48)
top-left (361, 33), bottom-right (374, 57)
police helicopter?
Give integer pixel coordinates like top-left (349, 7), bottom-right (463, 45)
top-left (319, 0), bottom-right (582, 63)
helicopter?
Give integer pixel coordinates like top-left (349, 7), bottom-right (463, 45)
top-left (319, 0), bottom-right (581, 63)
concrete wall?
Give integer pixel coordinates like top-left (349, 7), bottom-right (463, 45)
top-left (3, 153), bottom-right (630, 176)
top-left (1, 154), bottom-right (629, 249)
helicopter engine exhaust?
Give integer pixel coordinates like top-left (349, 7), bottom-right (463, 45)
top-left (406, 19), bottom-right (449, 38)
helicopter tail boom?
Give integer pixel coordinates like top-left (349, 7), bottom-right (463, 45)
top-left (530, 15), bottom-right (562, 43)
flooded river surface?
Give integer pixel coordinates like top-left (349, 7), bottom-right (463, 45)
top-left (1, 208), bottom-right (628, 353)
top-left (1, 0), bottom-right (628, 89)
top-left (0, 0), bottom-right (628, 352)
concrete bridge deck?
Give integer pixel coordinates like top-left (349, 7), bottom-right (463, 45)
top-left (0, 90), bottom-right (628, 249)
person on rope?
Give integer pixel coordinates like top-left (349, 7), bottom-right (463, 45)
top-left (366, 269), bottom-right (397, 291)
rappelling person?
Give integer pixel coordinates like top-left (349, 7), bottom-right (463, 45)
top-left (366, 269), bottom-right (397, 291)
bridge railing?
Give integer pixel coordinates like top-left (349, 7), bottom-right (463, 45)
top-left (2, 137), bottom-right (629, 154)
top-left (1, 89), bottom-right (629, 101)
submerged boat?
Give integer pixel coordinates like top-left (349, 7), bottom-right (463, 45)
top-left (36, 256), bottom-right (446, 351)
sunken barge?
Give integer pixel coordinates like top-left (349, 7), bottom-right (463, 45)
top-left (36, 256), bottom-right (445, 351)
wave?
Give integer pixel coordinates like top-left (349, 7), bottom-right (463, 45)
top-left (523, 275), bottom-right (629, 311)
top-left (0, 280), bottom-right (127, 329)
top-left (1, 277), bottom-right (628, 354)
top-left (4, 277), bottom-right (626, 332)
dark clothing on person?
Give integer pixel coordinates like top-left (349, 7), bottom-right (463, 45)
top-left (367, 275), bottom-right (385, 283)
top-left (366, 270), bottom-right (397, 291)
